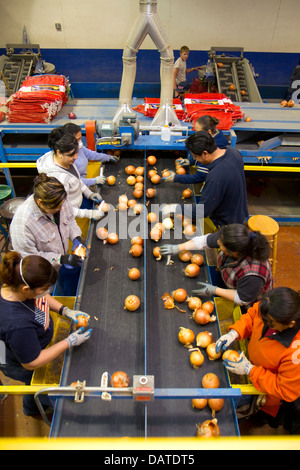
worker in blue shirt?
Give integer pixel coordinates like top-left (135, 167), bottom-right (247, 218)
top-left (162, 131), bottom-right (248, 228)
top-left (163, 115), bottom-right (228, 186)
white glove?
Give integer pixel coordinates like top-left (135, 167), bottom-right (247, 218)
top-left (223, 351), bottom-right (254, 375)
top-left (90, 192), bottom-right (102, 203)
top-left (192, 234), bottom-right (208, 251)
top-left (91, 209), bottom-right (104, 220)
top-left (66, 327), bottom-right (92, 347)
top-left (215, 329), bottom-right (239, 353)
top-left (176, 158), bottom-right (190, 166)
top-left (161, 203), bottom-right (178, 218)
top-left (62, 307), bottom-right (90, 325)
top-left (95, 175), bottom-right (106, 185)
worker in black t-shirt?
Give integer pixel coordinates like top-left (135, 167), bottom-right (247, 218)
top-left (0, 251), bottom-right (92, 417)
top-left (162, 132), bottom-right (249, 228)
top-left (160, 224), bottom-right (273, 309)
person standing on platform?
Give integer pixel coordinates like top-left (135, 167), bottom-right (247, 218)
top-left (173, 46), bottom-right (200, 98)
top-left (216, 287), bottom-right (300, 434)
top-left (162, 131), bottom-right (249, 228)
top-left (0, 251), bottom-right (91, 417)
top-left (37, 128), bottom-right (104, 220)
top-left (63, 122), bottom-right (118, 188)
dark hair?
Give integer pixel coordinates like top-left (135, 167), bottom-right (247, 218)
top-left (196, 115), bottom-right (219, 133)
top-left (63, 122), bottom-right (81, 136)
top-left (218, 224), bottom-right (270, 261)
top-left (0, 251), bottom-right (58, 290)
top-left (48, 127), bottom-right (78, 155)
top-left (33, 173), bottom-right (66, 209)
top-left (259, 287), bottom-right (300, 326)
top-left (185, 131), bottom-right (217, 155)
top-left (180, 46), bottom-right (190, 54)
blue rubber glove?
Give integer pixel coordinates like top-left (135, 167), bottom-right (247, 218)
top-left (192, 281), bottom-right (217, 297)
top-left (223, 352), bottom-right (254, 375)
top-left (215, 330), bottom-right (239, 353)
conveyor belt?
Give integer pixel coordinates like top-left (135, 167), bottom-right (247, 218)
top-left (50, 151), bottom-right (239, 438)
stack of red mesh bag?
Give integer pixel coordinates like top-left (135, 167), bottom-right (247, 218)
top-left (133, 97), bottom-right (185, 120)
top-left (6, 75), bottom-right (69, 123)
top-left (184, 93), bottom-right (244, 130)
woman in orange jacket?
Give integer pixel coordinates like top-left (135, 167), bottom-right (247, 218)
top-left (216, 287), bottom-right (300, 433)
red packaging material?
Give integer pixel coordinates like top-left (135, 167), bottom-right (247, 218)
top-left (133, 97), bottom-right (185, 120)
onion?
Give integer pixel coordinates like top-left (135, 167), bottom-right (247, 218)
top-left (150, 226), bottom-right (162, 242)
top-left (202, 301), bottom-right (214, 314)
top-left (133, 204), bottom-right (143, 214)
top-left (118, 201), bottom-right (128, 211)
top-left (111, 371), bottom-right (130, 388)
top-left (146, 188), bottom-right (156, 198)
top-left (184, 224), bottom-right (196, 236)
top-left (161, 292), bottom-right (175, 310)
top-left (135, 175), bottom-right (144, 183)
top-left (96, 226), bottom-right (108, 240)
top-left (189, 348), bottom-right (204, 369)
top-left (182, 188), bottom-right (192, 199)
top-left (208, 399), bottom-right (224, 417)
top-left (202, 373), bottom-right (220, 389)
top-left (178, 327), bottom-right (195, 346)
top-left (162, 169), bottom-right (171, 178)
top-left (187, 296), bottom-right (202, 310)
top-left (172, 288), bottom-right (187, 302)
top-left (153, 222), bottom-right (165, 233)
top-left (147, 212), bottom-right (158, 223)
top-left (151, 174), bottom-right (161, 184)
top-left (118, 194), bottom-right (128, 204)
top-left (76, 315), bottom-right (89, 328)
top-left (153, 246), bottom-right (162, 260)
top-left (135, 166), bottom-right (144, 176)
top-left (107, 175), bottom-right (116, 185)
top-left (190, 253), bottom-right (204, 266)
top-left (129, 244), bottom-right (143, 257)
top-left (176, 166), bottom-right (186, 175)
top-left (128, 268), bottom-right (140, 280)
top-left (196, 331), bottom-right (213, 348)
top-left (196, 419), bottom-right (220, 438)
top-left (222, 350), bottom-right (240, 362)
top-left (125, 165), bottom-right (136, 175)
top-left (127, 175), bottom-right (136, 185)
top-left (134, 182), bottom-right (144, 190)
top-left (147, 155), bottom-right (157, 165)
top-left (192, 398), bottom-right (208, 410)
top-left (148, 169), bottom-right (157, 179)
top-left (192, 308), bottom-right (212, 325)
top-left (162, 217), bottom-right (174, 230)
top-left (133, 189), bottom-right (143, 199)
top-left (107, 233), bottom-right (119, 244)
top-left (184, 263), bottom-right (200, 278)
top-left (131, 236), bottom-right (143, 246)
top-left (178, 250), bottom-right (192, 262)
top-left (124, 295), bottom-right (140, 311)
top-left (100, 202), bottom-right (110, 213)
top-left (127, 199), bottom-right (137, 208)
top-left (206, 343), bottom-right (222, 361)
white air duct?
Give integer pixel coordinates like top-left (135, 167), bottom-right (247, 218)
top-left (113, 0), bottom-right (180, 127)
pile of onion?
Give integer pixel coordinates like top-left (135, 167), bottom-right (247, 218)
top-left (178, 327), bottom-right (195, 347)
top-left (206, 342), bottom-right (222, 361)
top-left (124, 295), bottom-right (140, 311)
top-left (196, 419), bottom-right (220, 438)
top-left (189, 348), bottom-right (204, 369)
top-left (111, 371), bottom-right (130, 388)
top-left (184, 263), bottom-right (200, 278)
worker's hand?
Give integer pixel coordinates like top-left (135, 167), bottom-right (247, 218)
top-left (95, 175), bottom-right (106, 185)
top-left (215, 329), bottom-right (239, 353)
top-left (223, 351), bottom-right (254, 376)
top-left (66, 327), bottom-right (92, 348)
top-left (162, 170), bottom-right (175, 183)
top-left (109, 155), bottom-right (119, 162)
top-left (160, 244), bottom-right (181, 256)
top-left (60, 253), bottom-right (83, 268)
top-left (161, 203), bottom-right (178, 218)
top-left (176, 158), bottom-right (190, 167)
top-left (62, 308), bottom-right (90, 325)
top-left (192, 281), bottom-right (217, 297)
top-left (90, 192), bottom-right (103, 203)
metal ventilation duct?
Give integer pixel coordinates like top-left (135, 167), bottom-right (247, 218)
top-left (113, 0), bottom-right (180, 127)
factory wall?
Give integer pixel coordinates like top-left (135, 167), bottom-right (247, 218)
top-left (1, 0), bottom-right (299, 98)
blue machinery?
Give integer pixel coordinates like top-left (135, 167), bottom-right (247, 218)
top-left (1, 98), bottom-right (300, 445)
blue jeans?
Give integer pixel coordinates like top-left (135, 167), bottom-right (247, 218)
top-left (1, 362), bottom-right (53, 416)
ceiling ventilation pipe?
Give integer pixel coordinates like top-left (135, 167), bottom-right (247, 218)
top-left (113, 0), bottom-right (180, 127)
